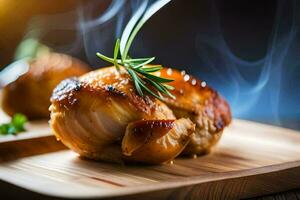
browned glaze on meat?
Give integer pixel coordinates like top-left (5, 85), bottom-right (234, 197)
top-left (159, 68), bottom-right (231, 155)
top-left (122, 119), bottom-right (176, 156)
top-left (123, 118), bottom-right (194, 163)
top-left (50, 66), bottom-right (231, 164)
top-left (1, 53), bottom-right (90, 119)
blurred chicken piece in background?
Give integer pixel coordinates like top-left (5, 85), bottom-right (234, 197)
top-left (1, 51), bottom-right (90, 119)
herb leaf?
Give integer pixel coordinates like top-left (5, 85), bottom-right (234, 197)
top-left (113, 39), bottom-right (120, 71)
top-left (141, 65), bottom-right (162, 72)
top-left (131, 57), bottom-right (155, 69)
top-left (0, 113), bottom-right (27, 135)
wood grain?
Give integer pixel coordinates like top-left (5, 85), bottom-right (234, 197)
top-left (0, 118), bottom-right (300, 199)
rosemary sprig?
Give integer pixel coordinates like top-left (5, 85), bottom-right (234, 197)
top-left (96, 0), bottom-right (174, 101)
top-left (97, 47), bottom-right (175, 101)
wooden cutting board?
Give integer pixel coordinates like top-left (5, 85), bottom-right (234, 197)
top-left (0, 112), bottom-right (300, 199)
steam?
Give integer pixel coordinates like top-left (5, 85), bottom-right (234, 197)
top-left (77, 0), bottom-right (126, 64)
top-left (195, 0), bottom-right (300, 125)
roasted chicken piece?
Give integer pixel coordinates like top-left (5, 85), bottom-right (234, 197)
top-left (1, 53), bottom-right (89, 119)
top-left (50, 66), bottom-right (231, 164)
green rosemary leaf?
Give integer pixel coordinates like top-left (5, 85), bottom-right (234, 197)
top-left (134, 79), bottom-right (144, 97)
top-left (96, 52), bottom-right (115, 64)
top-left (137, 70), bottom-right (174, 83)
top-left (131, 57), bottom-right (156, 69)
top-left (147, 79), bottom-right (175, 99)
top-left (162, 83), bottom-right (175, 90)
top-left (127, 68), bottom-right (143, 96)
top-left (139, 81), bottom-right (164, 101)
top-left (141, 65), bottom-right (163, 72)
top-left (125, 57), bottom-right (154, 63)
top-left (147, 79), bottom-right (166, 93)
top-left (113, 39), bottom-right (121, 71)
top-left (128, 67), bottom-right (165, 101)
top-left (162, 86), bottom-right (176, 99)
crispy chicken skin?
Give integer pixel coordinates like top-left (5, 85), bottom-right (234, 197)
top-left (1, 53), bottom-right (89, 119)
top-left (159, 68), bottom-right (231, 155)
top-left (50, 66), bottom-right (231, 164)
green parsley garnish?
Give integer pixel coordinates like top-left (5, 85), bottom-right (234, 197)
top-left (0, 113), bottom-right (27, 135)
top-left (96, 0), bottom-right (175, 101)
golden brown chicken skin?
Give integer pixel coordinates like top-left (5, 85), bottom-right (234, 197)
top-left (50, 66), bottom-right (231, 164)
top-left (1, 53), bottom-right (89, 119)
top-left (159, 68), bottom-right (231, 155)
